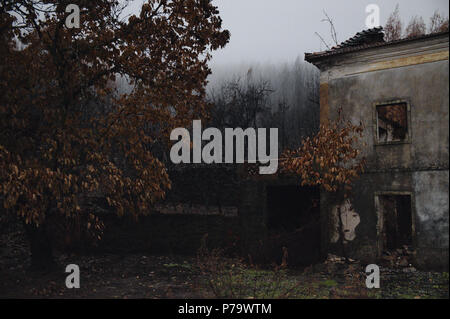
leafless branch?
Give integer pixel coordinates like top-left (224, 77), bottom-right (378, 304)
top-left (321, 10), bottom-right (339, 46)
top-left (314, 32), bottom-right (331, 50)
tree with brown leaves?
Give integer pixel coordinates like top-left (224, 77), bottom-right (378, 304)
top-left (280, 109), bottom-right (366, 262)
top-left (0, 0), bottom-right (229, 270)
top-left (281, 109), bottom-right (366, 194)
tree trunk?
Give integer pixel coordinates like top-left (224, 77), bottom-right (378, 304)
top-left (24, 222), bottom-right (56, 272)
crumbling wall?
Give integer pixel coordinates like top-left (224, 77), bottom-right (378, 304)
top-left (330, 200), bottom-right (360, 243)
top-left (320, 48), bottom-right (449, 269)
top-left (92, 165), bottom-right (242, 255)
top-left (413, 170), bottom-right (449, 270)
top-left (97, 213), bottom-right (240, 255)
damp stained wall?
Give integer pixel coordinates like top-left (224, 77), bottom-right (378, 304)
top-left (313, 33), bottom-right (449, 270)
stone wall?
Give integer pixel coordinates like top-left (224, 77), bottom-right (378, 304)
top-left (315, 34), bottom-right (449, 270)
top-left (97, 213), bottom-right (240, 255)
top-left (93, 165), bottom-right (242, 255)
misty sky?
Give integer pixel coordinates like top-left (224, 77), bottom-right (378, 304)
top-left (123, 1), bottom-right (449, 66)
top-left (210, 0), bottom-right (449, 66)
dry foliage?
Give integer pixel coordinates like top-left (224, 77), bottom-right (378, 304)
top-left (384, 4), bottom-right (403, 42)
top-left (196, 236), bottom-right (297, 299)
top-left (0, 1), bottom-right (229, 236)
top-left (281, 109), bottom-right (366, 193)
top-left (405, 15), bottom-right (426, 38)
top-left (429, 10), bottom-right (449, 34)
top-left (384, 6), bottom-right (448, 42)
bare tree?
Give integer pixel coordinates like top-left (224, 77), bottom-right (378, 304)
top-left (384, 4), bottom-right (403, 41)
top-left (269, 99), bottom-right (290, 150)
top-left (208, 76), bottom-right (273, 129)
top-left (405, 15), bottom-right (426, 38)
top-left (314, 32), bottom-right (331, 50)
top-left (315, 10), bottom-right (339, 49)
top-left (429, 10), bottom-right (449, 34)
top-left (208, 59), bottom-right (320, 149)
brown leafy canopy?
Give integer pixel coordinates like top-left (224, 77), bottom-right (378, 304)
top-left (0, 1), bottom-right (229, 229)
top-left (281, 109), bottom-right (366, 193)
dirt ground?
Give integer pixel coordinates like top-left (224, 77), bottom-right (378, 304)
top-left (0, 226), bottom-right (448, 299)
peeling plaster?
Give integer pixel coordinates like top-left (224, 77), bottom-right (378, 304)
top-left (331, 200), bottom-right (361, 243)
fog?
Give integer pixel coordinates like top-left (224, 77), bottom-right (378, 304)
top-left (205, 0), bottom-right (448, 110)
top-left (209, 0), bottom-right (449, 66)
top-left (120, 1), bottom-right (449, 90)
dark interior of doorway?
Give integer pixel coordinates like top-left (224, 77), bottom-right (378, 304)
top-left (266, 185), bottom-right (321, 266)
top-left (379, 194), bottom-right (413, 251)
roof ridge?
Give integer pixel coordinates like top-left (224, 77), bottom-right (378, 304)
top-left (305, 28), bottom-right (449, 62)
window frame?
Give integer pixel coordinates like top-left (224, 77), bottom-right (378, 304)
top-left (373, 99), bottom-right (412, 146)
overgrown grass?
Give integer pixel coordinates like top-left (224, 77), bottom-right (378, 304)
top-left (195, 238), bottom-right (368, 299)
top-left (195, 236), bottom-right (448, 299)
top-left (197, 253), bottom-right (299, 298)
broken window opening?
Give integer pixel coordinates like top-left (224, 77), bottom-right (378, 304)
top-left (376, 103), bottom-right (408, 143)
top-left (378, 194), bottom-right (413, 251)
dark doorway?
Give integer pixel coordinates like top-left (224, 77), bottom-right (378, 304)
top-left (378, 194), bottom-right (413, 251)
top-left (266, 185), bottom-right (321, 266)
top-left (267, 186), bottom-right (320, 232)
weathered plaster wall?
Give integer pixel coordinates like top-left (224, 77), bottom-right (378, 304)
top-left (330, 200), bottom-right (360, 243)
top-left (413, 170), bottom-right (449, 269)
top-left (324, 171), bottom-right (415, 262)
top-left (318, 37), bottom-right (449, 269)
top-left (327, 59), bottom-right (449, 171)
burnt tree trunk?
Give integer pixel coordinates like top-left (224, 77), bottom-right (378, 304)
top-left (24, 222), bottom-right (56, 271)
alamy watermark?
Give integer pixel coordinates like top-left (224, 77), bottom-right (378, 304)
top-left (365, 264), bottom-right (380, 288)
top-left (65, 4), bottom-right (80, 29)
top-left (65, 264), bottom-right (80, 289)
top-left (170, 120), bottom-right (278, 175)
top-left (365, 4), bottom-right (381, 29)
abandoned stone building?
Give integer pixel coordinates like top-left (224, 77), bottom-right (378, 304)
top-left (305, 27), bottom-right (449, 270)
top-left (98, 28), bottom-right (448, 271)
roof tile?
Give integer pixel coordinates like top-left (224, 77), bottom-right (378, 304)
top-left (305, 27), bottom-right (449, 63)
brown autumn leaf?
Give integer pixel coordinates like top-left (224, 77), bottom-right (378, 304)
top-left (0, 0), bottom-right (229, 261)
top-left (281, 108), bottom-right (366, 194)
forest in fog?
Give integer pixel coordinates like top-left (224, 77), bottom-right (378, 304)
top-left (207, 58), bottom-right (320, 150)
